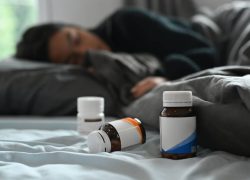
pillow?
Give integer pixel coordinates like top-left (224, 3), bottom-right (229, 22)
top-left (0, 58), bottom-right (119, 116)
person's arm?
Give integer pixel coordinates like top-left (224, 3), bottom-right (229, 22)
top-left (83, 50), bottom-right (162, 104)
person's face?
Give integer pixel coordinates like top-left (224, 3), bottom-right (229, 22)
top-left (49, 26), bottom-right (111, 65)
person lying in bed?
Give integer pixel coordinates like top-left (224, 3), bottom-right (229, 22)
top-left (15, 8), bottom-right (217, 98)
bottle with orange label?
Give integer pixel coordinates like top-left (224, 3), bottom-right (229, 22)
top-left (87, 117), bottom-right (146, 153)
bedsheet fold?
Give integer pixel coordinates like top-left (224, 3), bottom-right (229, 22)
top-left (0, 127), bottom-right (249, 180)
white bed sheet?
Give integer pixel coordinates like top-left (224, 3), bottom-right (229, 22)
top-left (0, 116), bottom-right (249, 180)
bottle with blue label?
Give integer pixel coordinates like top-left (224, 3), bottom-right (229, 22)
top-left (160, 91), bottom-right (197, 159)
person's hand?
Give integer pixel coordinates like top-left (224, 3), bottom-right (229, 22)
top-left (131, 76), bottom-right (167, 98)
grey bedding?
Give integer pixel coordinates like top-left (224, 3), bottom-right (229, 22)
top-left (124, 66), bottom-right (250, 157)
top-left (192, 1), bottom-right (250, 66)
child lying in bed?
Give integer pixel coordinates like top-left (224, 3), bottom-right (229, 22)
top-left (15, 8), bottom-right (217, 98)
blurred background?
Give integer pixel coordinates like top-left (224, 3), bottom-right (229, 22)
top-left (0, 0), bottom-right (236, 60)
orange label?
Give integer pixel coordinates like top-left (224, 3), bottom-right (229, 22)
top-left (122, 117), bottom-right (143, 143)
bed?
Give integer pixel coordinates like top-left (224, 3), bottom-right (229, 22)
top-left (1, 1), bottom-right (250, 179)
top-left (0, 116), bottom-right (249, 180)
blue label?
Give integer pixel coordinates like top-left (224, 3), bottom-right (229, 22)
top-left (161, 132), bottom-right (197, 154)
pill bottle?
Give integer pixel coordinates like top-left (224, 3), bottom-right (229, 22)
top-left (87, 117), bottom-right (146, 153)
top-left (77, 97), bottom-right (104, 135)
top-left (160, 91), bottom-right (197, 159)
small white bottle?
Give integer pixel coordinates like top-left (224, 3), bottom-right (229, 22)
top-left (77, 97), bottom-right (104, 135)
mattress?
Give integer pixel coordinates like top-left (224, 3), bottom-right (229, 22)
top-left (0, 116), bottom-right (249, 180)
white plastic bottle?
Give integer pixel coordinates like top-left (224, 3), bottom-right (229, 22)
top-left (77, 97), bottom-right (104, 135)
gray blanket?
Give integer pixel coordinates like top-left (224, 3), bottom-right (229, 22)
top-left (124, 66), bottom-right (250, 157)
top-left (192, 1), bottom-right (250, 66)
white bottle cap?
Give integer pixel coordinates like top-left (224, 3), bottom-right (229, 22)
top-left (77, 97), bottom-right (104, 116)
top-left (87, 130), bottom-right (111, 153)
top-left (163, 91), bottom-right (192, 107)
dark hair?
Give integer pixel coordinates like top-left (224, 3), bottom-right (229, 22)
top-left (15, 23), bottom-right (66, 62)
